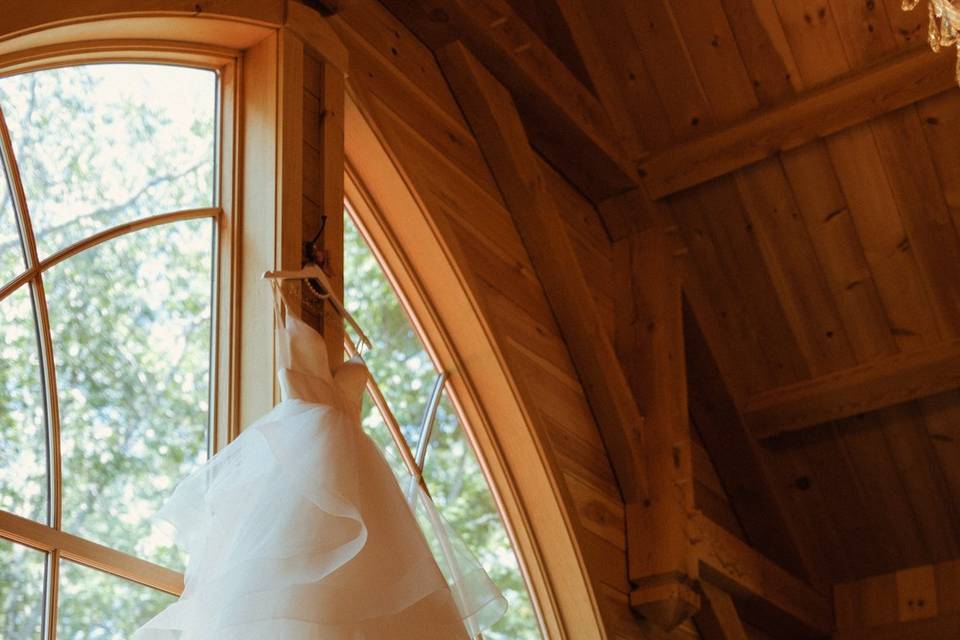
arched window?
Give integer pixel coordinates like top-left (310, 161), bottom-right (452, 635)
top-left (343, 210), bottom-right (541, 639)
top-left (0, 61), bottom-right (227, 636)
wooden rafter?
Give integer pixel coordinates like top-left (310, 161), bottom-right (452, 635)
top-left (437, 34), bottom-right (656, 599)
top-left (689, 513), bottom-right (834, 637)
top-left (379, 0), bottom-right (639, 203)
top-left (639, 47), bottom-right (956, 199)
top-left (695, 581), bottom-right (749, 640)
top-left (745, 338), bottom-right (960, 439)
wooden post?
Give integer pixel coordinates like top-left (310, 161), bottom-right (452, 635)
top-left (283, 5), bottom-right (348, 364)
top-left (617, 226), bottom-right (700, 629)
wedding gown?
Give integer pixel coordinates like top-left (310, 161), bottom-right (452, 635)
top-left (133, 287), bottom-right (507, 639)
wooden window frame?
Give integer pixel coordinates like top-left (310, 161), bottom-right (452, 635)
top-left (0, 10), bottom-right (286, 638)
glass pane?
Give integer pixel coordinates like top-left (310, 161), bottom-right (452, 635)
top-left (57, 560), bottom-right (174, 639)
top-left (359, 392), bottom-right (410, 482)
top-left (47, 219), bottom-right (213, 568)
top-left (0, 284), bottom-right (48, 522)
top-left (0, 538), bottom-right (46, 639)
top-left (0, 166), bottom-right (27, 286)
top-left (343, 215), bottom-right (436, 450)
top-left (0, 64), bottom-right (216, 258)
top-left (423, 394), bottom-right (541, 640)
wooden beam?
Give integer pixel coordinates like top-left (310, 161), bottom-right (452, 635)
top-left (689, 512), bottom-right (834, 638)
top-left (285, 1), bottom-right (350, 75)
top-left (833, 613), bottom-right (960, 640)
top-left (380, 0), bottom-right (639, 202)
top-left (437, 32), bottom-right (655, 594)
top-left (685, 301), bottom-right (829, 590)
top-left (695, 581), bottom-right (749, 640)
top-left (639, 47), bottom-right (956, 199)
top-left (745, 338), bottom-right (960, 439)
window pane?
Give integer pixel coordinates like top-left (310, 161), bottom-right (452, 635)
top-left (0, 64), bottom-right (216, 258)
top-left (0, 169), bottom-right (26, 286)
top-left (343, 216), bottom-right (435, 450)
top-left (0, 284), bottom-right (48, 522)
top-left (359, 393), bottom-right (410, 481)
top-left (47, 219), bottom-right (213, 568)
top-left (57, 560), bottom-right (174, 639)
top-left (0, 538), bottom-right (46, 639)
top-left (423, 394), bottom-right (541, 640)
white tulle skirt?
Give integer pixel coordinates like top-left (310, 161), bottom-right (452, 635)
top-left (133, 399), bottom-right (506, 639)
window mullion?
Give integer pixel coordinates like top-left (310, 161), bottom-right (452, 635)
top-left (414, 372), bottom-right (446, 472)
top-left (0, 105), bottom-right (63, 640)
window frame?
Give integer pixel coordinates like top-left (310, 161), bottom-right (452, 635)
top-left (0, 22), bottom-right (268, 640)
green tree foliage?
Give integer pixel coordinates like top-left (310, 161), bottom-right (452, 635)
top-left (0, 64), bottom-right (215, 638)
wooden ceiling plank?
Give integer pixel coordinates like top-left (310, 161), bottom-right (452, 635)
top-left (763, 436), bottom-right (857, 583)
top-left (638, 47), bottom-right (956, 199)
top-left (716, 0), bottom-right (893, 373)
top-left (793, 424), bottom-right (892, 579)
top-left (695, 581), bottom-right (750, 640)
top-left (827, 124), bottom-right (940, 353)
top-left (672, 180), bottom-right (810, 394)
top-left (688, 511), bottom-right (834, 637)
top-left (826, 0), bottom-right (899, 69)
top-left (824, 0), bottom-right (960, 346)
top-left (883, 0), bottom-right (927, 50)
top-left (835, 411), bottom-right (932, 571)
top-left (735, 159), bottom-right (858, 377)
top-left (778, 0), bottom-right (942, 356)
top-left (746, 338), bottom-right (960, 438)
top-left (918, 391), bottom-right (960, 523)
top-left (718, 0), bottom-right (803, 106)
top-left (578, 1), bottom-right (673, 151)
top-left (666, 0), bottom-right (759, 123)
top-left (380, 0), bottom-right (638, 202)
top-left (620, 0), bottom-right (713, 141)
top-left (879, 404), bottom-right (960, 562)
top-left (779, 144), bottom-right (895, 364)
top-left (868, 106), bottom-right (960, 341)
top-left (917, 91), bottom-right (960, 233)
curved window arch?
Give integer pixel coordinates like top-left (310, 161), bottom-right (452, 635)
top-left (343, 210), bottom-right (541, 639)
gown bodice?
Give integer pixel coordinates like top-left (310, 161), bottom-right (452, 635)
top-left (276, 307), bottom-right (368, 410)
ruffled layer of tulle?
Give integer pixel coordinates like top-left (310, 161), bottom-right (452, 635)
top-left (133, 400), bottom-right (506, 639)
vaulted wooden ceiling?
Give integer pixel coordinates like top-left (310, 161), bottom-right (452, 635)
top-left (328, 0), bottom-right (960, 636)
top-left (380, 0), bottom-right (960, 588)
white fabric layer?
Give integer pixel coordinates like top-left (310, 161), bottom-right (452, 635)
top-left (133, 311), bottom-right (506, 639)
